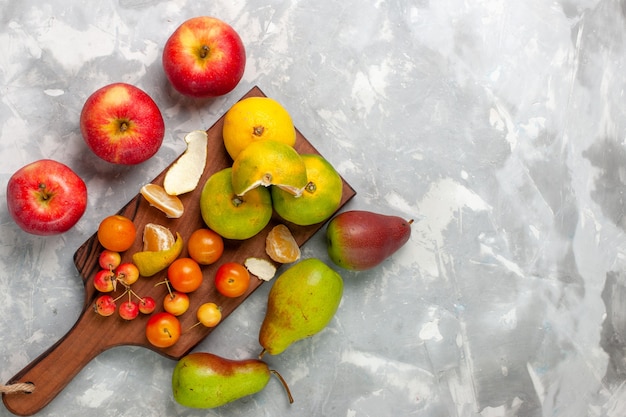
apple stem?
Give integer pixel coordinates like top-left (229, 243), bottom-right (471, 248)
top-left (200, 45), bottom-right (210, 59)
top-left (270, 369), bottom-right (294, 404)
top-left (38, 183), bottom-right (52, 201)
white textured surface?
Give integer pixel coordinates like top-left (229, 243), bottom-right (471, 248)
top-left (2, 1), bottom-right (626, 416)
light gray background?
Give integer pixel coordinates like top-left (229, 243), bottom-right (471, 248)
top-left (1, 1), bottom-right (626, 416)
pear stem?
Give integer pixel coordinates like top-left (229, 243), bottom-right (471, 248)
top-left (270, 369), bottom-right (294, 404)
top-left (258, 348), bottom-right (267, 359)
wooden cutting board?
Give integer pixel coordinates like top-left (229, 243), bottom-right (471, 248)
top-left (2, 86), bottom-right (356, 416)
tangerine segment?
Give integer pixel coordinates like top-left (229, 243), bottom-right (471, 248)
top-left (140, 183), bottom-right (184, 219)
top-left (265, 224), bottom-right (301, 264)
top-left (222, 96), bottom-right (296, 160)
top-left (231, 140), bottom-right (307, 196)
top-left (97, 214), bottom-right (137, 252)
top-left (132, 232), bottom-right (184, 277)
top-left (143, 223), bottom-right (176, 252)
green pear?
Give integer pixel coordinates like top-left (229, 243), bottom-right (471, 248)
top-left (172, 352), bottom-right (293, 408)
top-left (259, 258), bottom-right (343, 356)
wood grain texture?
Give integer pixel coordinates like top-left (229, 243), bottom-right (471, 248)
top-left (3, 86), bottom-right (356, 416)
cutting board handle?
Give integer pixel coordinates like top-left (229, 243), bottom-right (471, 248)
top-left (2, 310), bottom-right (111, 416)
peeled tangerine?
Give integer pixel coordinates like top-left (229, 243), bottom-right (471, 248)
top-left (259, 258), bottom-right (343, 356)
top-left (172, 352), bottom-right (293, 409)
top-left (142, 223), bottom-right (176, 251)
top-left (231, 140), bottom-right (307, 197)
top-left (132, 232), bottom-right (184, 277)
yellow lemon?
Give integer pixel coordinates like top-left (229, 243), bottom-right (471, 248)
top-left (231, 140), bottom-right (307, 196)
top-left (132, 232), bottom-right (184, 277)
top-left (222, 97), bottom-right (296, 160)
top-left (271, 154), bottom-right (343, 226)
top-left (200, 167), bottom-right (273, 240)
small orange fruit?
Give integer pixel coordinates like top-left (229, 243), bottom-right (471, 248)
top-left (222, 96), bottom-right (296, 160)
top-left (231, 140), bottom-right (308, 196)
top-left (97, 214), bottom-right (136, 252)
top-left (199, 167), bottom-right (273, 240)
top-left (140, 183), bottom-right (184, 219)
top-left (187, 228), bottom-right (224, 265)
top-left (272, 153), bottom-right (343, 226)
top-left (265, 224), bottom-right (301, 264)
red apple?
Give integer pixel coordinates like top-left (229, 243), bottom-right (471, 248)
top-left (80, 83), bottom-right (165, 165)
top-left (6, 159), bottom-right (87, 236)
top-left (162, 16), bottom-right (246, 98)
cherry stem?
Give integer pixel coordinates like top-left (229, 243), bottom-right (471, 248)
top-left (183, 322), bottom-right (202, 333)
top-left (128, 288), bottom-right (144, 302)
top-left (112, 288), bottom-right (130, 303)
top-left (270, 369), bottom-right (294, 404)
top-left (155, 279), bottom-right (174, 298)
